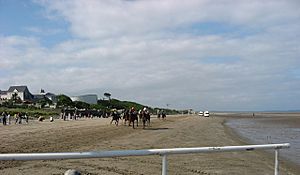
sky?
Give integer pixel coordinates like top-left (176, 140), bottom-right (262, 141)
top-left (0, 0), bottom-right (300, 111)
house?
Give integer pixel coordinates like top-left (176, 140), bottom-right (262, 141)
top-left (33, 89), bottom-right (57, 103)
top-left (0, 86), bottom-right (57, 106)
top-left (0, 90), bottom-right (7, 99)
top-left (5, 86), bottom-right (34, 101)
top-left (45, 92), bottom-right (57, 103)
top-left (0, 90), bottom-right (8, 103)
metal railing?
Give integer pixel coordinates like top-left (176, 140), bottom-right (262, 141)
top-left (0, 143), bottom-right (290, 175)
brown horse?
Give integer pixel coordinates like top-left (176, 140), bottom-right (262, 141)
top-left (110, 111), bottom-right (121, 126)
top-left (142, 111), bottom-right (151, 129)
top-left (122, 110), bottom-right (130, 125)
top-left (129, 111), bottom-right (138, 129)
top-left (162, 112), bottom-right (166, 120)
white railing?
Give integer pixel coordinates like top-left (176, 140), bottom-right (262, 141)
top-left (0, 143), bottom-right (290, 175)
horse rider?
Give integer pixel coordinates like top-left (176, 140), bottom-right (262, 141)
top-left (129, 107), bottom-right (136, 115)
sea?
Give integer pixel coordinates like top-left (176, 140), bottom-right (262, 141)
top-left (225, 113), bottom-right (300, 166)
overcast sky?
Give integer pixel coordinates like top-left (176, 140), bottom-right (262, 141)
top-left (0, 0), bottom-right (300, 111)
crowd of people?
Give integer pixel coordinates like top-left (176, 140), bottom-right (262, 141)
top-left (1, 111), bottom-right (29, 126)
top-left (1, 107), bottom-right (167, 127)
top-left (60, 108), bottom-right (109, 121)
top-left (157, 109), bottom-right (167, 119)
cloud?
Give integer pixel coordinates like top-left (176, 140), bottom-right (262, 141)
top-left (25, 26), bottom-right (63, 35)
top-left (37, 0), bottom-right (300, 38)
top-left (1, 0), bottom-right (300, 110)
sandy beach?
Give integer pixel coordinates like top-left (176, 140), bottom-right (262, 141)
top-left (0, 114), bottom-right (299, 175)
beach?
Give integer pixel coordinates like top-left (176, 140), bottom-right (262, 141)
top-left (224, 112), bottom-right (300, 168)
top-left (0, 114), bottom-right (299, 175)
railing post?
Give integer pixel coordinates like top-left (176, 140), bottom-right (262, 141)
top-left (274, 149), bottom-right (279, 175)
top-left (162, 154), bottom-right (168, 175)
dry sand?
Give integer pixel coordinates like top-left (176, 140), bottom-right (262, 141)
top-left (0, 115), bottom-right (299, 175)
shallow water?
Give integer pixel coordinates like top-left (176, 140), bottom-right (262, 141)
top-left (226, 116), bottom-right (300, 166)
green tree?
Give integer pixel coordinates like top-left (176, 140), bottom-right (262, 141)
top-left (73, 101), bottom-right (90, 109)
top-left (12, 92), bottom-right (18, 101)
top-left (12, 92), bottom-right (21, 102)
top-left (37, 97), bottom-right (53, 108)
top-left (56, 94), bottom-right (73, 107)
top-left (104, 92), bottom-right (111, 100)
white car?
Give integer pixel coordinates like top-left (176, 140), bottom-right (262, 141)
top-left (204, 111), bottom-right (209, 117)
top-left (198, 111), bottom-right (204, 116)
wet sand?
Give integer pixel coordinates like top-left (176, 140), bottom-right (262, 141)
top-left (0, 114), bottom-right (299, 175)
top-left (223, 112), bottom-right (300, 171)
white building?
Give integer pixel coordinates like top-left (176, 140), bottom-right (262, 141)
top-left (71, 94), bottom-right (98, 104)
top-left (0, 86), bottom-right (33, 101)
top-left (0, 86), bottom-right (57, 106)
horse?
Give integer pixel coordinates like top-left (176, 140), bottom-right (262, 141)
top-left (142, 111), bottom-right (151, 129)
top-left (122, 110), bottom-right (130, 125)
top-left (110, 111), bottom-right (121, 126)
top-left (138, 110), bottom-right (143, 125)
top-left (129, 111), bottom-right (138, 129)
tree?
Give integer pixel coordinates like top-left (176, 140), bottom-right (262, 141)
top-left (12, 92), bottom-right (18, 101)
top-left (37, 97), bottom-right (52, 108)
top-left (11, 92), bottom-right (22, 104)
top-left (104, 92), bottom-right (111, 101)
top-left (56, 94), bottom-right (73, 107)
top-left (73, 101), bottom-right (90, 109)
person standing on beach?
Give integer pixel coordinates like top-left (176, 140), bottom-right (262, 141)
top-left (7, 113), bottom-right (10, 125)
top-left (2, 112), bottom-right (7, 125)
top-left (25, 113), bottom-right (29, 124)
top-left (14, 113), bottom-right (18, 124)
top-left (18, 113), bottom-right (22, 124)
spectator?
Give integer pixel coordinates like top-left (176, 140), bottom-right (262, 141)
top-left (14, 113), bottom-right (18, 124)
top-left (7, 113), bottom-right (11, 125)
top-left (18, 113), bottom-right (22, 124)
top-left (2, 112), bottom-right (7, 125)
top-left (25, 113), bottom-right (29, 124)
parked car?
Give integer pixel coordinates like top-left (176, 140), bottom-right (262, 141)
top-left (204, 111), bottom-right (209, 117)
top-left (198, 111), bottom-right (204, 116)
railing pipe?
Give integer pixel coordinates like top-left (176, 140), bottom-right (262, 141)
top-left (0, 143), bottom-right (290, 161)
top-left (0, 143), bottom-right (290, 175)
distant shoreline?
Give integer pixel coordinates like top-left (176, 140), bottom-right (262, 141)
top-left (212, 111), bottom-right (300, 115)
